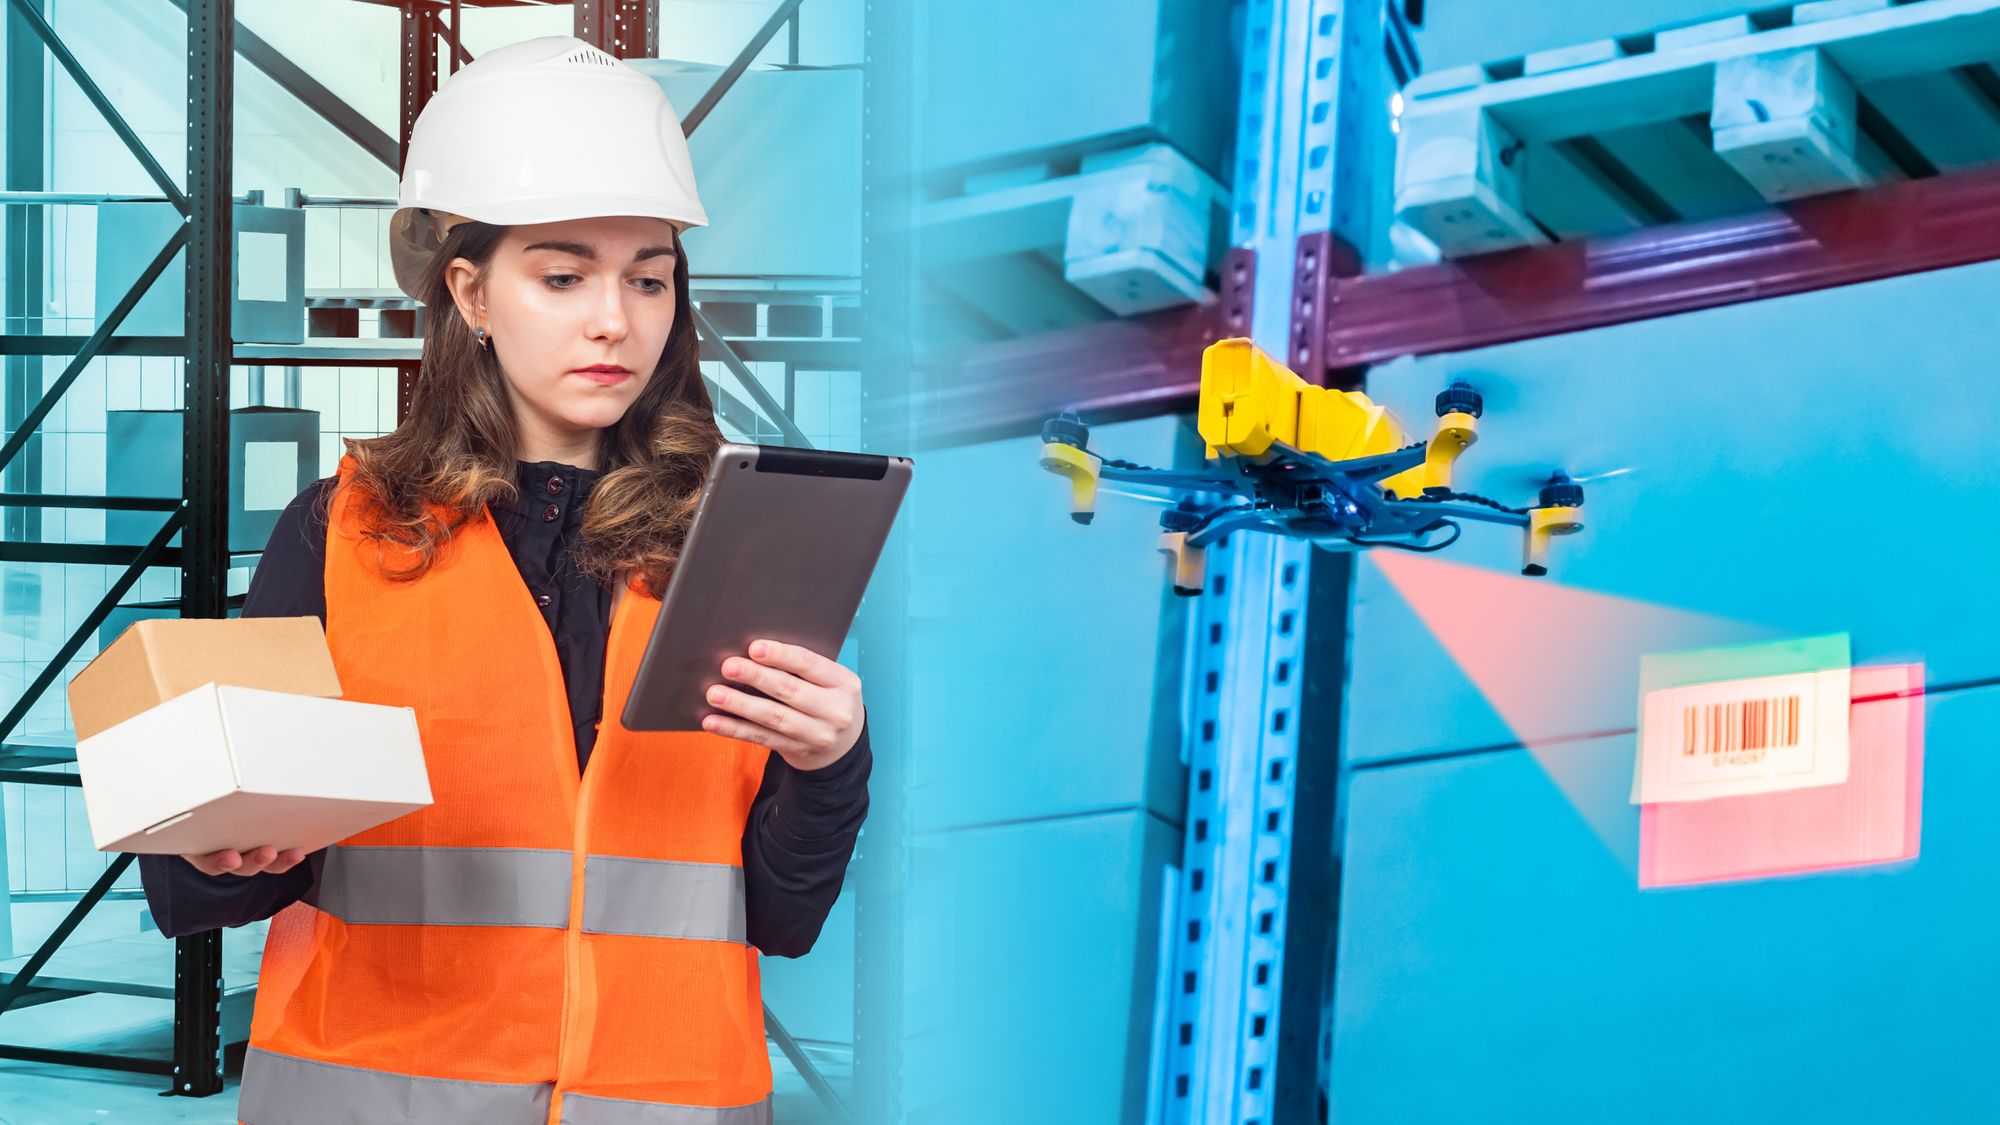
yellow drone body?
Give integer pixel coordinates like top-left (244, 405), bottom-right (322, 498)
top-left (1041, 338), bottom-right (1588, 585)
top-left (1196, 338), bottom-right (1477, 496)
top-left (1196, 338), bottom-right (1305, 460)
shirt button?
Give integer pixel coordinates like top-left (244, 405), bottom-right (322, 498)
top-left (547, 476), bottom-right (565, 495)
top-left (542, 503), bottom-right (560, 522)
top-left (535, 592), bottom-right (552, 607)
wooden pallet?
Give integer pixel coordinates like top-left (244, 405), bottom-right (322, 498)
top-left (1395, 0), bottom-right (2000, 258)
top-left (921, 142), bottom-right (1228, 338)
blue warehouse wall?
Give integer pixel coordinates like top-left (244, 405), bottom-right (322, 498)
top-left (904, 414), bottom-right (1194, 1124)
top-left (1329, 256), bottom-right (2000, 1122)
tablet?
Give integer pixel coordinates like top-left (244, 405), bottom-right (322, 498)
top-left (621, 442), bottom-right (913, 732)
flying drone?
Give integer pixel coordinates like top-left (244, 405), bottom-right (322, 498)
top-left (1037, 338), bottom-right (1588, 595)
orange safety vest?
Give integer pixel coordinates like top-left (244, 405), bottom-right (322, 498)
top-left (238, 453), bottom-right (774, 1124)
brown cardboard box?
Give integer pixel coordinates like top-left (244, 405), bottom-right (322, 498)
top-left (68, 617), bottom-right (431, 856)
top-left (67, 617), bottom-right (343, 740)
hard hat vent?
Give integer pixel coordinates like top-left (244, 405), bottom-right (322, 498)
top-left (559, 46), bottom-right (620, 68)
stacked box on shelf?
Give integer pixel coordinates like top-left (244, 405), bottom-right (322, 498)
top-left (105, 407), bottom-right (318, 554)
top-left (1394, 0), bottom-right (2000, 259)
top-left (902, 415), bottom-right (1193, 1123)
top-left (916, 0), bottom-right (1238, 340)
top-left (94, 202), bottom-right (305, 344)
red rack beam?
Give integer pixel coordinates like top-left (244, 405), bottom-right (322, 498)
top-left (919, 304), bottom-right (1221, 448)
top-left (918, 249), bottom-right (1254, 448)
top-left (929, 164), bottom-right (2000, 446)
top-left (1320, 160), bottom-right (2000, 369)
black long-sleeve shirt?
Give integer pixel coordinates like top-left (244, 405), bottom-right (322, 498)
top-left (135, 459), bottom-right (870, 958)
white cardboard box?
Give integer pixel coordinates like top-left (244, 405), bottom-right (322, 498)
top-left (75, 682), bottom-right (433, 855)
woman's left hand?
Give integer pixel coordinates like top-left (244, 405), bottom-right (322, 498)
top-left (703, 639), bottom-right (865, 771)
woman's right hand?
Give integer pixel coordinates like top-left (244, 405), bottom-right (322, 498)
top-left (182, 845), bottom-right (308, 877)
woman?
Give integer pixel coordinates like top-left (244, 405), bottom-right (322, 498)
top-left (134, 36), bottom-right (867, 1124)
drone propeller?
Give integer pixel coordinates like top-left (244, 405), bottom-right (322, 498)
top-left (1412, 376), bottom-right (1636, 492)
top-left (1564, 466), bottom-right (1635, 484)
top-left (1500, 465), bottom-right (1636, 488)
top-left (1097, 485), bottom-right (1186, 506)
top-left (1489, 464), bottom-right (1638, 494)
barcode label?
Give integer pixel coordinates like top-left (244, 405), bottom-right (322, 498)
top-left (1636, 667), bottom-right (1852, 804)
top-left (1682, 695), bottom-right (1801, 759)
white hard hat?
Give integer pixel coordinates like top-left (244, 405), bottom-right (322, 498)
top-left (387, 35), bottom-right (708, 301)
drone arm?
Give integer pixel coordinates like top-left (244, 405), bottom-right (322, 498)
top-left (1522, 504), bottom-right (1585, 576)
top-left (1375, 411), bottom-right (1476, 498)
top-left (1098, 464), bottom-right (1253, 496)
top-left (1383, 498), bottom-right (1529, 529)
top-left (1323, 441), bottom-right (1430, 486)
top-left (1038, 441), bottom-right (1103, 525)
top-left (1157, 531), bottom-right (1207, 595)
top-left (1186, 506), bottom-right (1274, 549)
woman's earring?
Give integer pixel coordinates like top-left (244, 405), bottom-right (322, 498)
top-left (475, 325), bottom-right (489, 350)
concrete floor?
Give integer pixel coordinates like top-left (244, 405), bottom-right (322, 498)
top-left (0, 988), bottom-right (853, 1124)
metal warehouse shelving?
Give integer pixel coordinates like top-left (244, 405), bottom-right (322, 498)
top-left (0, 0), bottom-right (241, 1093)
top-left (911, 2), bottom-right (2000, 1121)
top-left (1392, 0), bottom-right (2000, 256)
top-left (0, 0), bottom-right (864, 1112)
top-left (929, 0), bottom-right (2000, 445)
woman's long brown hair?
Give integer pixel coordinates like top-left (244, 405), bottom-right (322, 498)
top-left (337, 219), bottom-right (720, 598)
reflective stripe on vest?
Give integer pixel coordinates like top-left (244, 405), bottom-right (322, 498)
top-left (316, 845), bottom-right (572, 928)
top-left (562, 1091), bottom-right (774, 1125)
top-left (239, 1047), bottom-right (552, 1123)
top-left (583, 854), bottom-right (746, 942)
top-left (314, 844), bottom-right (746, 941)
top-left (238, 1048), bottom-right (773, 1125)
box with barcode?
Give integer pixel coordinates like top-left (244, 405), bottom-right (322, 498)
top-left (104, 407), bottom-right (318, 554)
top-left (1632, 636), bottom-right (1852, 805)
top-left (1640, 662), bottom-right (1923, 887)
